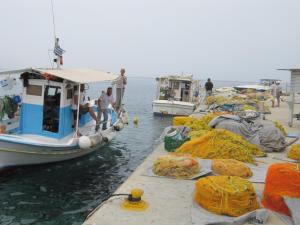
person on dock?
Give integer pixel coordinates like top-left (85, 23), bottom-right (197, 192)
top-left (72, 84), bottom-right (99, 129)
top-left (205, 78), bottom-right (213, 96)
top-left (113, 68), bottom-right (127, 112)
top-left (97, 87), bottom-right (115, 130)
top-left (275, 81), bottom-right (282, 107)
top-left (271, 81), bottom-right (276, 108)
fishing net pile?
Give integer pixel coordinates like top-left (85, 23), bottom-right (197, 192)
top-left (262, 163), bottom-right (300, 216)
top-left (212, 159), bottom-right (253, 178)
top-left (273, 121), bottom-right (287, 136)
top-left (152, 154), bottom-right (200, 179)
top-left (204, 96), bottom-right (229, 106)
top-left (176, 129), bottom-right (265, 163)
top-left (194, 176), bottom-right (260, 217)
top-left (287, 144), bottom-right (300, 160)
top-left (173, 113), bottom-right (225, 134)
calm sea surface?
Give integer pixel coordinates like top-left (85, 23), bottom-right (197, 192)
top-left (0, 77), bottom-right (270, 225)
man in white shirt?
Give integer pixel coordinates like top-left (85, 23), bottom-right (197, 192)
top-left (97, 87), bottom-right (115, 130)
top-left (270, 81), bottom-right (276, 108)
top-left (113, 68), bottom-right (127, 111)
top-left (72, 84), bottom-right (98, 129)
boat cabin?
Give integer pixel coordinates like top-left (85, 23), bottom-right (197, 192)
top-left (260, 79), bottom-right (281, 86)
top-left (0, 68), bottom-right (115, 139)
top-left (20, 74), bottom-right (74, 138)
top-left (155, 75), bottom-right (199, 103)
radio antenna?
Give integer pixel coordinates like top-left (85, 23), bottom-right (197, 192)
top-left (50, 0), bottom-right (57, 42)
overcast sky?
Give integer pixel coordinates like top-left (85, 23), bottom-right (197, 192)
top-left (1, 0), bottom-right (299, 81)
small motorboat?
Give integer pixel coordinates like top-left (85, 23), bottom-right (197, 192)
top-left (152, 75), bottom-right (200, 116)
top-left (0, 68), bottom-right (128, 169)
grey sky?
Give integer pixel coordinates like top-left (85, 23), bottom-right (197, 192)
top-left (1, 0), bottom-right (299, 81)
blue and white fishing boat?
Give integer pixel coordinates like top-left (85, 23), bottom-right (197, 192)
top-left (0, 67), bottom-right (128, 169)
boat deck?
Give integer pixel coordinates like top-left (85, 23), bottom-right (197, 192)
top-left (83, 100), bottom-right (300, 225)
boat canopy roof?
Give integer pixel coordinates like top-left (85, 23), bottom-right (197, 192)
top-left (0, 68), bottom-right (116, 84)
top-left (157, 75), bottom-right (193, 82)
top-left (234, 84), bottom-right (271, 91)
top-left (278, 68), bottom-right (300, 72)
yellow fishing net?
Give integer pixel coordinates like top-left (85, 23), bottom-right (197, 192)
top-left (204, 96), bottom-right (229, 106)
top-left (194, 176), bottom-right (260, 217)
top-left (242, 104), bottom-right (257, 111)
top-left (172, 116), bottom-right (195, 126)
top-left (152, 154), bottom-right (200, 179)
top-left (287, 144), bottom-right (300, 161)
top-left (188, 130), bottom-right (208, 140)
top-left (212, 159), bottom-right (253, 178)
top-left (176, 129), bottom-right (265, 163)
top-left (173, 113), bottom-right (225, 131)
top-left (273, 121), bottom-right (287, 136)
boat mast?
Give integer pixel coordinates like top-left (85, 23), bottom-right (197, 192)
top-left (50, 0), bottom-right (64, 69)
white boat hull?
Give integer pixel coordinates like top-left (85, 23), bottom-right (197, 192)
top-left (0, 128), bottom-right (117, 169)
top-left (152, 100), bottom-right (196, 116)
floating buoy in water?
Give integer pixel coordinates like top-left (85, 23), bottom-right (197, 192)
top-left (133, 117), bottom-right (139, 125)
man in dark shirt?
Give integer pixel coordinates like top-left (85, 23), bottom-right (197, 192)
top-left (205, 78), bottom-right (213, 96)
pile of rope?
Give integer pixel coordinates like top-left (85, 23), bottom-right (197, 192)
top-left (287, 144), bottom-right (300, 161)
top-left (173, 113), bottom-right (225, 131)
top-left (262, 163), bottom-right (300, 216)
top-left (176, 129), bottom-right (265, 163)
top-left (204, 96), bottom-right (229, 106)
top-left (212, 159), bottom-right (253, 178)
top-left (194, 176), bottom-right (260, 217)
top-left (273, 121), bottom-right (287, 136)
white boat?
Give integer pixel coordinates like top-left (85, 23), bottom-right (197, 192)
top-left (234, 84), bottom-right (271, 92)
top-left (0, 68), bottom-right (128, 169)
top-left (152, 75), bottom-right (200, 116)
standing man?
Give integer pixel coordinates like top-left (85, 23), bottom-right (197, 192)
top-left (205, 78), bottom-right (214, 96)
top-left (72, 84), bottom-right (98, 129)
top-left (270, 81), bottom-right (276, 108)
top-left (97, 87), bottom-right (115, 130)
top-left (275, 81), bottom-right (282, 107)
top-left (113, 68), bottom-right (127, 112)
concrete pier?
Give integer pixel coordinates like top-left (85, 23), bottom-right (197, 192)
top-left (83, 101), bottom-right (299, 225)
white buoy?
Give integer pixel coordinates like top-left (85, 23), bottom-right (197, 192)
top-left (122, 112), bottom-right (129, 124)
top-left (114, 122), bottom-right (124, 131)
top-left (78, 136), bottom-right (92, 150)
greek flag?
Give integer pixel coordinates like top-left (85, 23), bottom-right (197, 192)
top-left (54, 45), bottom-right (65, 57)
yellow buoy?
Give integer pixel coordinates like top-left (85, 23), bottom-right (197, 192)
top-left (133, 117), bottom-right (139, 125)
top-left (121, 188), bottom-right (149, 211)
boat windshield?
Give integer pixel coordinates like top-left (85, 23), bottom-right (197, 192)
top-left (158, 79), bottom-right (191, 102)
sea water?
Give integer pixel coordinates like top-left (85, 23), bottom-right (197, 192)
top-left (0, 77), bottom-right (267, 224)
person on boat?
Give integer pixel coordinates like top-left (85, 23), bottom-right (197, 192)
top-left (205, 78), bottom-right (213, 96)
top-left (113, 68), bottom-right (127, 112)
top-left (97, 87), bottom-right (115, 130)
top-left (72, 84), bottom-right (99, 128)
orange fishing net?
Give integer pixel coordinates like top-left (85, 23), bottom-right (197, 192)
top-left (262, 163), bottom-right (300, 216)
top-left (194, 176), bottom-right (260, 217)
